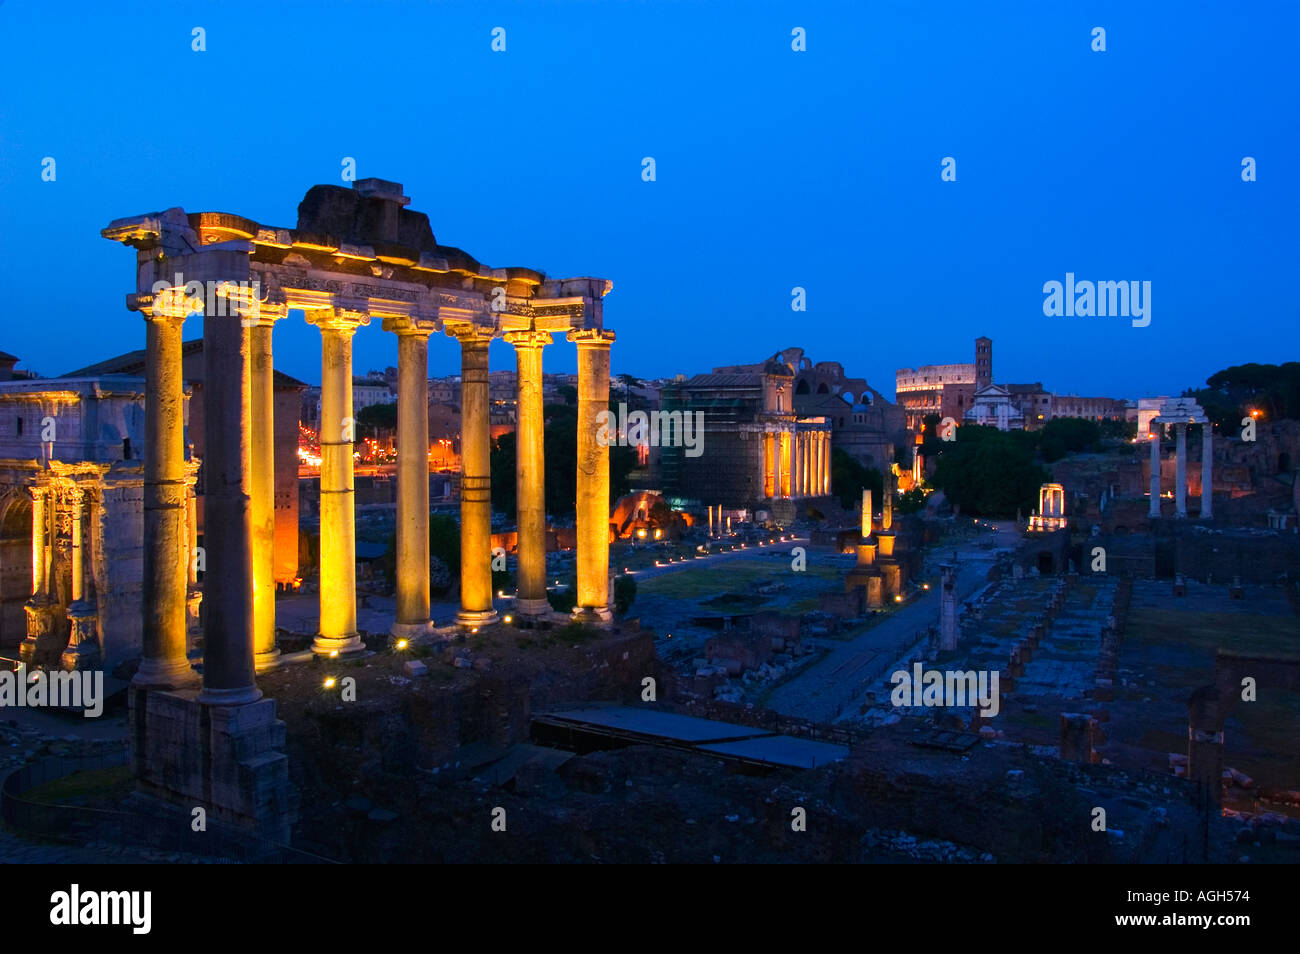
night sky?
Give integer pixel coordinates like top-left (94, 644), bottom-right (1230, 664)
top-left (1, 0), bottom-right (1294, 398)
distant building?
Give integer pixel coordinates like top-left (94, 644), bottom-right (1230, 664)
top-left (660, 355), bottom-right (830, 515)
top-left (67, 340), bottom-right (307, 586)
top-left (895, 338), bottom-right (989, 430)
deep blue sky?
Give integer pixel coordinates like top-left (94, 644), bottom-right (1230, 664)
top-left (1, 0), bottom-right (1295, 399)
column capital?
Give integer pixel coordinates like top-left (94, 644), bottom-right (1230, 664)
top-left (306, 305), bottom-right (370, 334)
top-left (382, 315), bottom-right (440, 337)
top-left (567, 328), bottom-right (616, 347)
top-left (244, 290), bottom-right (290, 328)
top-left (446, 323), bottom-right (496, 345)
top-left (504, 330), bottom-right (553, 349)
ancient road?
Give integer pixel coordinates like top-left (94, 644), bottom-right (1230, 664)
top-left (763, 521), bottom-right (1021, 723)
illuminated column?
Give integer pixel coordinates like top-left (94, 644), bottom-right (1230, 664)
top-left (763, 432), bottom-right (775, 499)
top-left (19, 486), bottom-right (49, 661)
top-left (779, 431), bottom-right (792, 497)
top-left (248, 306), bottom-right (284, 671)
top-left (451, 326), bottom-right (498, 628)
top-left (198, 253), bottom-right (261, 705)
top-left (570, 329), bottom-right (616, 623)
top-left (805, 433), bottom-right (814, 495)
top-left (391, 324), bottom-right (434, 636)
top-left (785, 434), bottom-right (795, 501)
top-left (1175, 423), bottom-right (1187, 517)
top-left (1201, 425), bottom-right (1214, 520)
top-left (63, 486), bottom-right (100, 670)
top-left (309, 307), bottom-right (369, 655)
top-left (822, 432), bottom-right (831, 495)
top-left (506, 330), bottom-right (552, 618)
top-left (136, 309), bottom-right (196, 688)
top-left (1149, 424), bottom-right (1162, 518)
top-left (185, 475), bottom-right (201, 641)
top-left (861, 488), bottom-right (872, 539)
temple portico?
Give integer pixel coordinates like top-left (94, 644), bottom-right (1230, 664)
top-left (1146, 398), bottom-right (1213, 520)
top-left (102, 179), bottom-right (615, 835)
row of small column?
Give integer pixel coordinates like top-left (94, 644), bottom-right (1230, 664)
top-left (22, 483), bottom-right (99, 668)
top-left (762, 429), bottom-right (831, 499)
top-left (134, 274), bottom-right (616, 700)
top-left (1148, 423), bottom-right (1213, 519)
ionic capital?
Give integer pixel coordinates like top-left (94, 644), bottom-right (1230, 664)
top-left (306, 305), bottom-right (370, 335)
top-left (566, 328), bottom-right (616, 348)
top-left (503, 330), bottom-right (553, 350)
top-left (382, 314), bottom-right (440, 338)
top-left (446, 323), bottom-right (496, 346)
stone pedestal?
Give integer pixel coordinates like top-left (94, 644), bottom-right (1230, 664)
top-left (129, 686), bottom-right (295, 841)
top-left (62, 602), bottom-right (101, 671)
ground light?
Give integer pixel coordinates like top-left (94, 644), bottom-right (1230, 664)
top-left (395, 639), bottom-right (408, 650)
top-left (323, 677), bottom-right (336, 689)
top-left (503, 615), bottom-right (513, 624)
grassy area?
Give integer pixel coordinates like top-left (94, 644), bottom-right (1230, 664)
top-left (638, 558), bottom-right (841, 601)
top-left (22, 765), bottom-right (133, 807)
top-left (1128, 609), bottom-right (1300, 658)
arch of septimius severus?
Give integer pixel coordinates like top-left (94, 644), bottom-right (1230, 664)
top-left (100, 179), bottom-right (614, 835)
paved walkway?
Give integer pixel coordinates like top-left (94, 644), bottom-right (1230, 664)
top-left (763, 523), bottom-right (1019, 722)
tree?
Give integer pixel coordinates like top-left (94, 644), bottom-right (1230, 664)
top-left (356, 401), bottom-right (397, 437)
top-left (830, 447), bottom-right (883, 510)
top-left (930, 425), bottom-right (1048, 517)
top-left (1039, 417), bottom-right (1101, 462)
top-left (613, 574), bottom-right (637, 615)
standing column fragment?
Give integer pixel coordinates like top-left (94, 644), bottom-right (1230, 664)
top-left (452, 327), bottom-right (498, 628)
top-left (392, 327), bottom-right (433, 637)
top-left (569, 329), bottom-right (616, 623)
top-left (506, 331), bottom-right (552, 618)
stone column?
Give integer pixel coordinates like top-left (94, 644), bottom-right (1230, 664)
top-left (569, 329), bottom-right (616, 623)
top-left (198, 257), bottom-right (261, 705)
top-left (774, 432), bottom-right (784, 498)
top-left (249, 308), bottom-right (283, 671)
top-left (785, 434), bottom-right (795, 501)
top-left (1175, 423), bottom-right (1187, 517)
top-left (309, 307), bottom-right (369, 656)
top-left (451, 326), bottom-right (498, 628)
top-left (1201, 425), bottom-right (1213, 520)
top-left (806, 433), bottom-right (814, 495)
top-left (939, 563), bottom-right (958, 651)
top-left (136, 310), bottom-right (196, 688)
top-left (185, 476), bottom-right (201, 643)
top-left (763, 432), bottom-right (775, 499)
top-left (779, 431), bottom-right (792, 498)
top-left (19, 485), bottom-right (51, 664)
top-left (1149, 425), bottom-right (1162, 518)
top-left (63, 486), bottom-right (100, 670)
top-left (391, 326), bottom-right (434, 637)
top-left (825, 432), bottom-right (832, 495)
top-left (861, 488), bottom-right (872, 539)
top-left (506, 330), bottom-right (552, 619)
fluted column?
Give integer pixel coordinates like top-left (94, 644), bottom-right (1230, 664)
top-left (198, 258), bottom-right (260, 706)
top-left (569, 329), bottom-right (616, 623)
top-left (309, 307), bottom-right (369, 656)
top-left (1149, 424), bottom-right (1162, 517)
top-left (779, 431), bottom-right (792, 497)
top-left (1175, 423), bottom-right (1187, 517)
top-left (1201, 426), bottom-right (1214, 520)
top-left (63, 486), bottom-right (100, 670)
top-left (451, 326), bottom-right (498, 627)
top-left (506, 330), bottom-right (552, 618)
top-left (249, 308), bottom-right (284, 671)
top-left (391, 325), bottom-right (433, 637)
top-left (136, 310), bottom-right (196, 688)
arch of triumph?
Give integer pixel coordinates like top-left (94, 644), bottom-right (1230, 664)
top-left (101, 179), bottom-right (615, 836)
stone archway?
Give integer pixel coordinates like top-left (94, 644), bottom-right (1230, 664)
top-left (0, 492), bottom-right (32, 651)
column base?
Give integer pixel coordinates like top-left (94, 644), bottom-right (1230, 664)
top-left (132, 655), bottom-right (200, 690)
top-left (62, 604), bottom-right (101, 671)
top-left (572, 605), bottom-right (613, 626)
top-left (312, 633), bottom-right (365, 657)
top-left (18, 637), bottom-right (37, 666)
top-left (254, 647), bottom-right (283, 673)
top-left (455, 609), bottom-right (499, 630)
top-left (197, 684), bottom-right (264, 706)
top-left (390, 620), bottom-right (433, 645)
top-left (514, 598), bottom-right (552, 618)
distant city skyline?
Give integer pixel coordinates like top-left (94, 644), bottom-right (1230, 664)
top-left (2, 1), bottom-right (1294, 399)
